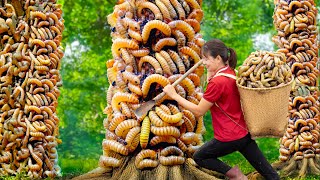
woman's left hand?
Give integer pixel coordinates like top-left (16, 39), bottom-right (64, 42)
top-left (163, 84), bottom-right (178, 99)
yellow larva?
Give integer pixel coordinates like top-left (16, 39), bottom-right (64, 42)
top-left (151, 126), bottom-right (180, 138)
top-left (137, 158), bottom-right (159, 169)
top-left (120, 48), bottom-right (134, 65)
top-left (184, 0), bottom-right (201, 10)
top-left (135, 149), bottom-right (158, 169)
top-left (159, 146), bottom-right (185, 165)
top-left (28, 144), bottom-right (43, 167)
top-left (187, 73), bottom-right (200, 87)
top-left (195, 116), bottom-right (206, 135)
top-left (181, 133), bottom-right (197, 147)
top-left (12, 86), bottom-right (25, 103)
top-left (160, 0), bottom-right (178, 19)
top-left (188, 144), bottom-right (202, 154)
top-left (32, 121), bottom-right (47, 132)
top-left (160, 146), bottom-right (184, 157)
top-left (155, 0), bottom-right (172, 21)
top-left (153, 38), bottom-right (177, 52)
top-left (41, 106), bottom-right (54, 117)
top-left (187, 42), bottom-right (201, 56)
top-left (159, 104), bottom-right (171, 114)
top-left (99, 156), bottom-right (120, 168)
top-left (125, 126), bottom-right (141, 147)
top-left (45, 40), bottom-right (57, 50)
top-left (30, 11), bottom-right (47, 20)
top-left (150, 135), bottom-right (176, 146)
top-left (115, 119), bottom-right (139, 138)
top-left (184, 19), bottom-right (200, 33)
top-left (41, 79), bottom-right (54, 90)
top-left (159, 156), bottom-right (185, 166)
top-left (177, 139), bottom-right (188, 152)
top-left (159, 50), bottom-right (178, 74)
top-left (30, 38), bottom-right (46, 48)
top-left (28, 158), bottom-right (41, 171)
top-left (129, 133), bottom-right (140, 152)
top-left (138, 55), bottom-right (163, 74)
top-left (193, 37), bottom-right (206, 47)
top-left (168, 50), bottom-right (185, 74)
top-left (128, 83), bottom-right (142, 96)
top-left (131, 48), bottom-right (150, 57)
top-left (111, 92), bottom-right (139, 111)
top-left (37, 56), bottom-right (51, 65)
top-left (167, 103), bottom-right (180, 114)
top-left (169, 0), bottom-right (186, 19)
top-left (168, 75), bottom-right (195, 95)
top-left (120, 102), bottom-right (132, 118)
top-left (155, 107), bottom-right (182, 124)
top-left (111, 39), bottom-right (139, 58)
top-left (155, 52), bottom-right (172, 75)
top-left (140, 116), bottom-right (151, 149)
top-left (122, 70), bottom-right (140, 85)
top-left (148, 110), bottom-right (170, 127)
top-left (25, 105), bottom-right (41, 114)
top-left (28, 78), bottom-right (43, 86)
top-left (168, 20), bottom-right (195, 42)
top-left (121, 17), bottom-right (140, 31)
top-left (141, 74), bottom-right (170, 98)
top-left (137, 1), bottom-right (163, 20)
top-left (179, 46), bottom-right (201, 63)
top-left (102, 139), bottom-right (129, 155)
top-left (109, 113), bottom-right (126, 131)
top-left (128, 29), bottom-right (142, 42)
top-left (183, 115), bottom-right (194, 132)
top-left (175, 84), bottom-right (186, 98)
top-left (172, 30), bottom-right (186, 48)
top-left (141, 20), bottom-right (171, 44)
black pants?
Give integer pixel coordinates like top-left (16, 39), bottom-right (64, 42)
top-left (193, 133), bottom-right (279, 180)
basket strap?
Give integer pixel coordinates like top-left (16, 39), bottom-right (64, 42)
top-left (214, 103), bottom-right (249, 132)
top-left (214, 73), bottom-right (237, 80)
top-left (213, 72), bottom-right (248, 132)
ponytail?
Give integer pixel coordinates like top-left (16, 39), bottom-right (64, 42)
top-left (228, 47), bottom-right (237, 69)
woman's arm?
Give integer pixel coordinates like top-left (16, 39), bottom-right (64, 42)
top-left (163, 85), bottom-right (213, 117)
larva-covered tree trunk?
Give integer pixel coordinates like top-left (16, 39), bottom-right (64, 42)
top-left (0, 0), bottom-right (64, 178)
top-left (271, 0), bottom-right (320, 178)
top-left (76, 0), bottom-right (222, 179)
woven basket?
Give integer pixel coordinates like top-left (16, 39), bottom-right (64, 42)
top-left (236, 78), bottom-right (293, 138)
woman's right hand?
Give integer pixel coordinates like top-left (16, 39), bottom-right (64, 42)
top-left (163, 84), bottom-right (178, 100)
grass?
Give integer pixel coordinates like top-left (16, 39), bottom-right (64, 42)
top-left (58, 157), bottom-right (99, 178)
top-left (1, 112), bottom-right (319, 179)
top-left (1, 148), bottom-right (319, 180)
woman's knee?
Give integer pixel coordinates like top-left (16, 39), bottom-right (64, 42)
top-left (193, 150), bottom-right (201, 161)
top-left (193, 150), bottom-right (204, 164)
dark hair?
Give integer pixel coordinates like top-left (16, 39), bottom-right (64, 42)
top-left (202, 39), bottom-right (237, 69)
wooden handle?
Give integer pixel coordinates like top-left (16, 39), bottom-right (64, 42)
top-left (153, 60), bottom-right (203, 102)
top-left (172, 59), bottom-right (203, 87)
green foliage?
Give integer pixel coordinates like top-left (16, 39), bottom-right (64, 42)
top-left (55, 0), bottom-right (114, 166)
top-left (202, 0), bottom-right (275, 64)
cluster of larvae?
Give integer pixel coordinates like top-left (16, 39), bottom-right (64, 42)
top-left (101, 0), bottom-right (207, 170)
top-left (272, 0), bottom-right (320, 176)
top-left (0, 0), bottom-right (64, 178)
top-left (237, 51), bottom-right (293, 88)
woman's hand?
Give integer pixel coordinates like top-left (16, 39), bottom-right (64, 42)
top-left (163, 85), bottom-right (178, 100)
